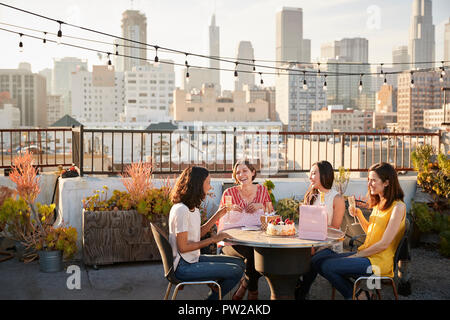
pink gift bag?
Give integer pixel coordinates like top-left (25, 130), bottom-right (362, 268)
top-left (298, 205), bottom-right (328, 241)
top-left (217, 209), bottom-right (264, 232)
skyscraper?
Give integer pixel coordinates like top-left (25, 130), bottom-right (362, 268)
top-left (52, 57), bottom-right (87, 116)
top-left (275, 7), bottom-right (311, 66)
top-left (235, 41), bottom-right (255, 91)
top-left (445, 19), bottom-right (450, 62)
top-left (408, 0), bottom-right (435, 69)
top-left (209, 14), bottom-right (221, 91)
top-left (121, 10), bottom-right (147, 72)
top-left (392, 45), bottom-right (410, 72)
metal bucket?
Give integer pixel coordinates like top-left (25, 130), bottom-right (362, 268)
top-left (38, 250), bottom-right (63, 273)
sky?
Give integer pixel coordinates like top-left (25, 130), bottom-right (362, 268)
top-left (0, 0), bottom-right (449, 90)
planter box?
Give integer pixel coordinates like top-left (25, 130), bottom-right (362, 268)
top-left (82, 209), bottom-right (168, 266)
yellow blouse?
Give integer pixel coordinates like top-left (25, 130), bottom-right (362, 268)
top-left (358, 200), bottom-right (405, 277)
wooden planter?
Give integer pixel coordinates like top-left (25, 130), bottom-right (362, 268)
top-left (82, 209), bottom-right (168, 266)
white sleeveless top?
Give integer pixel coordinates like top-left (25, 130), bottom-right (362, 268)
top-left (311, 189), bottom-right (343, 253)
top-left (311, 189), bottom-right (339, 227)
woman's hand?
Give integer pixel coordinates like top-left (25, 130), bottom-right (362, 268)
top-left (230, 205), bottom-right (244, 213)
top-left (245, 203), bottom-right (264, 213)
top-left (213, 232), bottom-right (231, 242)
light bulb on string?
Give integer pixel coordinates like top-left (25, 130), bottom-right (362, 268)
top-left (154, 46), bottom-right (159, 67)
top-left (186, 66), bottom-right (190, 84)
top-left (302, 71), bottom-right (308, 90)
top-left (56, 21), bottom-right (62, 45)
top-left (18, 33), bottom-right (23, 53)
top-left (383, 73), bottom-right (387, 86)
top-left (317, 63), bottom-right (321, 78)
top-left (323, 75), bottom-right (327, 91)
top-left (107, 53), bottom-right (113, 71)
top-left (380, 63), bottom-right (384, 78)
top-left (259, 72), bottom-right (264, 85)
top-left (234, 62), bottom-right (238, 78)
top-left (358, 74), bottom-right (363, 93)
top-left (410, 71), bottom-right (415, 88)
top-left (252, 60), bottom-right (256, 72)
top-left (43, 32), bottom-right (47, 44)
top-left (440, 73), bottom-right (444, 83)
top-left (115, 44), bottom-right (119, 56)
top-left (441, 61), bottom-right (446, 76)
top-left (185, 53), bottom-right (189, 67)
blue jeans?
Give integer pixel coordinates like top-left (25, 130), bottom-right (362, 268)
top-left (175, 254), bottom-right (245, 300)
top-left (312, 249), bottom-right (372, 300)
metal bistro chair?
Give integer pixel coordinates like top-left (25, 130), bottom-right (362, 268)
top-left (150, 223), bottom-right (222, 300)
top-left (331, 219), bottom-right (410, 300)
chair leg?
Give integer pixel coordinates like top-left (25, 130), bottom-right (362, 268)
top-left (164, 283), bottom-right (172, 300)
top-left (172, 283), bottom-right (184, 300)
top-left (375, 289), bottom-right (382, 300)
top-left (390, 279), bottom-right (399, 300)
top-left (331, 287), bottom-right (336, 300)
top-left (352, 280), bottom-right (360, 300)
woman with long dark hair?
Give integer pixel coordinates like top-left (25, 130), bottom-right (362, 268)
top-left (295, 160), bottom-right (345, 299)
top-left (308, 162), bottom-right (406, 300)
top-left (169, 166), bottom-right (245, 300)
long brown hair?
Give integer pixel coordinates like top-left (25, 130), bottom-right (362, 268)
top-left (304, 161), bottom-right (334, 205)
top-left (368, 162), bottom-right (404, 210)
top-left (170, 166), bottom-right (209, 210)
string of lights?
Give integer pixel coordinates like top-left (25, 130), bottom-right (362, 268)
top-left (1, 24), bottom-right (447, 93)
top-left (1, 1), bottom-right (449, 75)
top-left (0, 2), bottom-right (448, 92)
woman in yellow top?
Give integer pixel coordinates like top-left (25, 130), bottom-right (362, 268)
top-left (310, 162), bottom-right (406, 300)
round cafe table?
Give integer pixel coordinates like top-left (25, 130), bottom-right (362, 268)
top-left (223, 226), bottom-right (344, 300)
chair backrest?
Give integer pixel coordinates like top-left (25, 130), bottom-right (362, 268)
top-left (150, 222), bottom-right (179, 284)
top-left (393, 218), bottom-right (410, 267)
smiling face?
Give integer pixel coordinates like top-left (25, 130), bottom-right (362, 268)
top-left (235, 164), bottom-right (255, 185)
top-left (309, 164), bottom-right (322, 189)
top-left (368, 170), bottom-right (389, 197)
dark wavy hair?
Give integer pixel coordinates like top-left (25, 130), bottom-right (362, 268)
top-left (368, 162), bottom-right (404, 210)
top-left (303, 161), bottom-right (335, 205)
top-left (170, 166), bottom-right (209, 211)
top-left (232, 159), bottom-right (257, 184)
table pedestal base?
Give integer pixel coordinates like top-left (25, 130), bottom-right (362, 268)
top-left (254, 247), bottom-right (311, 300)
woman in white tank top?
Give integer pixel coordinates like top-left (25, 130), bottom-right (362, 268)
top-left (295, 161), bottom-right (346, 300)
top-left (303, 161), bottom-right (345, 230)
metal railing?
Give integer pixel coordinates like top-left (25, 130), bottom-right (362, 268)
top-left (75, 127), bottom-right (442, 176)
top-left (0, 128), bottom-right (73, 172)
top-left (0, 126), bottom-right (442, 176)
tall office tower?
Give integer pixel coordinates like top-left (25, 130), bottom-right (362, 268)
top-left (320, 41), bottom-right (340, 60)
top-left (209, 14), bottom-right (221, 91)
top-left (276, 7), bottom-right (311, 66)
top-left (275, 64), bottom-right (327, 131)
top-left (323, 57), bottom-right (372, 111)
top-left (52, 57), bottom-right (88, 116)
top-left (408, 0), bottom-right (435, 69)
top-left (392, 45), bottom-right (410, 72)
top-left (397, 70), bottom-right (450, 132)
top-left (445, 19), bottom-right (450, 62)
top-left (338, 38), bottom-right (369, 63)
top-left (0, 68), bottom-right (47, 127)
top-left (121, 10), bottom-right (147, 72)
top-left (235, 41), bottom-right (255, 91)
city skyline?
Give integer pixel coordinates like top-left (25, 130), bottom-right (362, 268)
top-left (0, 0), bottom-right (449, 91)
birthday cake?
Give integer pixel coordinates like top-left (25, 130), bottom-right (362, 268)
top-left (266, 217), bottom-right (296, 236)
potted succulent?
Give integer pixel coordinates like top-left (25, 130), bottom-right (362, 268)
top-left (0, 151), bottom-right (77, 271)
top-left (82, 161), bottom-right (172, 267)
